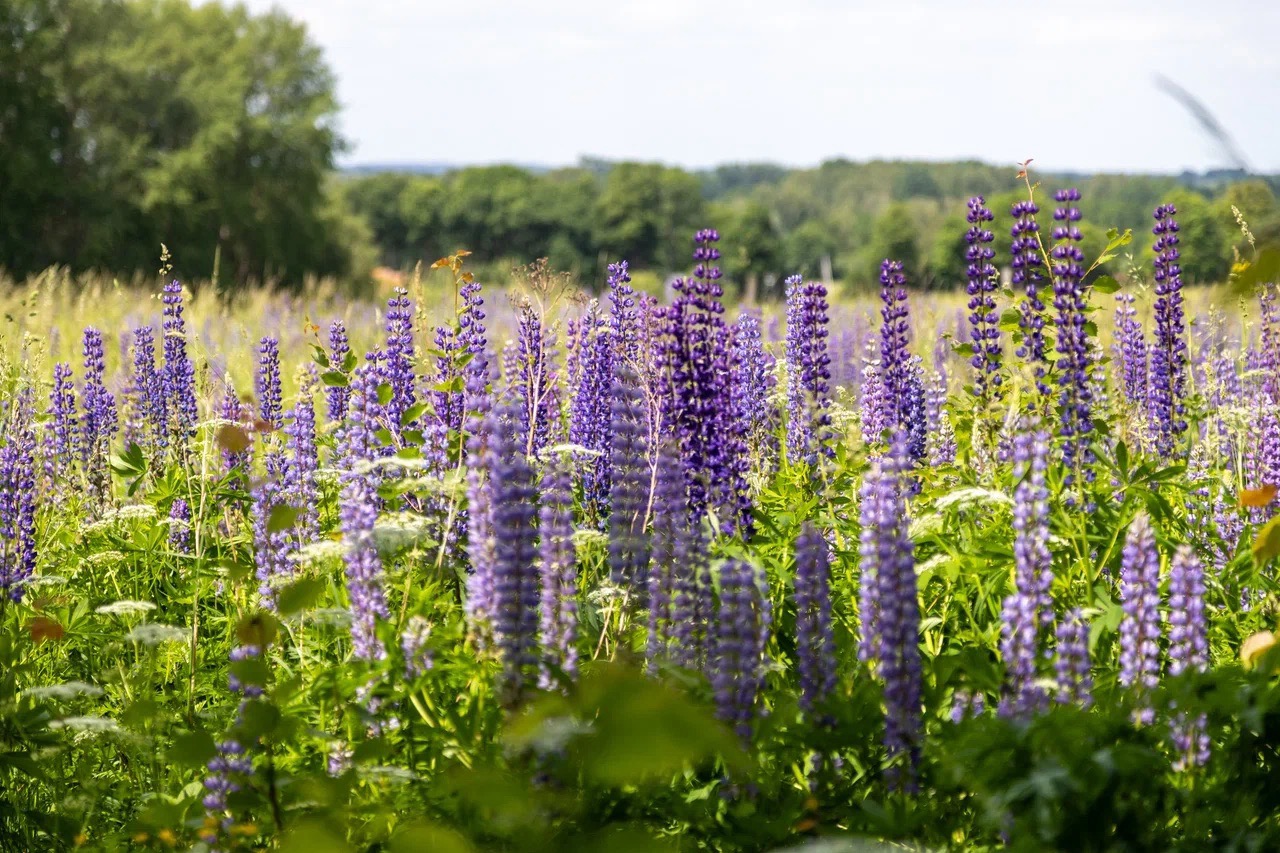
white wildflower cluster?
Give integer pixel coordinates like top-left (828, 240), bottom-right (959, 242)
top-left (125, 624), bottom-right (187, 646)
top-left (22, 681), bottom-right (104, 701)
top-left (95, 600), bottom-right (157, 616)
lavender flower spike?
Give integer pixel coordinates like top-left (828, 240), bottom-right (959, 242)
top-left (964, 196), bottom-right (1002, 401)
top-left (1118, 512), bottom-right (1162, 725)
top-left (795, 523), bottom-right (836, 715)
top-left (1149, 204), bottom-right (1189, 456)
top-left (538, 457), bottom-right (578, 688)
top-left (710, 559), bottom-right (772, 742)
top-left (1168, 545), bottom-right (1209, 768)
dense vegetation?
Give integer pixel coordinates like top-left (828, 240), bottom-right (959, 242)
top-left (343, 160), bottom-right (1280, 294)
top-left (0, 0), bottom-right (369, 286)
top-left (2, 173), bottom-right (1280, 851)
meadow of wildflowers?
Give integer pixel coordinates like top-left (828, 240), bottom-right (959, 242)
top-left (2, 176), bottom-right (1280, 852)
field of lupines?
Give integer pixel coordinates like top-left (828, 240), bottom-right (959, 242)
top-left (3, 176), bottom-right (1280, 852)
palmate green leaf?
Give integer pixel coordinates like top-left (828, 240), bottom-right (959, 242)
top-left (266, 503), bottom-right (301, 534)
top-left (1092, 275), bottom-right (1121, 294)
top-left (389, 822), bottom-right (475, 853)
top-left (574, 666), bottom-right (747, 786)
top-left (166, 729), bottom-right (217, 768)
top-left (275, 577), bottom-right (325, 616)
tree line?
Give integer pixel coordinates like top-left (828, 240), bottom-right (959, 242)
top-left (345, 159), bottom-right (1280, 295)
top-left (4, 0), bottom-right (1278, 292)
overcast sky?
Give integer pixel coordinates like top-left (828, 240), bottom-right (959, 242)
top-left (240, 0), bottom-right (1279, 174)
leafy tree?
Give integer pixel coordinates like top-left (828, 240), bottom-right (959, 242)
top-left (716, 200), bottom-right (783, 299)
top-left (860, 202), bottom-right (921, 289)
top-left (0, 0), bottom-right (363, 287)
top-left (594, 163), bottom-right (705, 272)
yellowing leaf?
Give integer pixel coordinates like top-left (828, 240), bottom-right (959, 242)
top-left (1241, 630), bottom-right (1276, 669)
top-left (1252, 516), bottom-right (1280, 562)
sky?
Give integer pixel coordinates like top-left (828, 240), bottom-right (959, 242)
top-left (240, 0), bottom-right (1280, 174)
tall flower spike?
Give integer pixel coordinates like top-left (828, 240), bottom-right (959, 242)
top-left (130, 325), bottom-right (167, 453)
top-left (710, 559), bottom-right (772, 743)
top-left (857, 439), bottom-right (922, 791)
top-left (964, 196), bottom-right (1002, 401)
top-left (795, 523), bottom-right (836, 715)
top-left (1168, 545), bottom-right (1209, 768)
top-left (607, 260), bottom-right (639, 372)
top-left (169, 498), bottom-right (192, 554)
top-left (464, 393), bottom-right (499, 637)
top-left (326, 320), bottom-right (352, 422)
top-left (538, 457), bottom-right (578, 689)
top-left (731, 310), bottom-right (778, 463)
top-left (513, 300), bottom-right (557, 458)
top-left (434, 281), bottom-right (488, 436)
top-left (569, 299), bottom-right (612, 521)
top-left (1049, 189), bottom-right (1095, 482)
top-left (285, 382), bottom-right (320, 541)
top-left (647, 439), bottom-right (695, 671)
top-left (1118, 513), bottom-right (1161, 725)
top-left (786, 276), bottom-right (833, 465)
top-left (1012, 424), bottom-right (1053, 624)
top-left (340, 367), bottom-right (390, 661)
top-left (489, 404), bottom-right (540, 701)
top-left (1149, 204), bottom-right (1189, 456)
top-left (80, 328), bottom-right (117, 499)
top-left (47, 362), bottom-right (79, 485)
top-left (0, 388), bottom-right (38, 602)
top-left (161, 279), bottom-right (198, 440)
top-left (608, 363), bottom-right (650, 591)
top-left (1011, 201), bottom-right (1050, 397)
top-left (878, 260), bottom-right (924, 463)
top-left (255, 336), bottom-right (282, 430)
top-left (1054, 609), bottom-right (1093, 708)
top-left (383, 286), bottom-right (416, 434)
top-left (1113, 293), bottom-right (1148, 416)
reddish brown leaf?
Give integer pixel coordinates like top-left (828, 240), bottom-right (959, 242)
top-left (28, 616), bottom-right (64, 643)
top-left (1240, 485), bottom-right (1278, 508)
top-left (215, 423), bottom-right (251, 453)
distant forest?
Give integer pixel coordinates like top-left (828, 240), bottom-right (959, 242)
top-left (343, 159), bottom-right (1280, 296)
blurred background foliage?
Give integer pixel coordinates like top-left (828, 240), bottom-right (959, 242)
top-left (3, 0), bottom-right (1280, 295)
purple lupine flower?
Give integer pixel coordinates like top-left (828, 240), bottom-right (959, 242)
top-left (538, 457), bottom-right (578, 688)
top-left (255, 336), bottom-right (282, 430)
top-left (786, 276), bottom-right (833, 465)
top-left (1012, 425), bottom-right (1053, 624)
top-left (401, 615), bottom-right (434, 679)
top-left (878, 260), bottom-right (924, 464)
top-left (1011, 201), bottom-right (1050, 397)
top-left (129, 326), bottom-right (167, 452)
top-left (252, 474), bottom-right (293, 606)
top-left (284, 377), bottom-right (320, 540)
top-left (608, 363), bottom-right (651, 591)
top-left (161, 279), bottom-right (198, 439)
top-left (218, 383), bottom-right (251, 485)
top-left (513, 300), bottom-right (557, 458)
top-left (47, 362), bottom-right (78, 484)
top-left (326, 320), bottom-right (352, 422)
top-left (660, 229), bottom-right (753, 536)
top-left (1113, 293), bottom-right (1149, 414)
top-left (383, 286), bottom-right (416, 432)
top-left (795, 523), bottom-right (836, 715)
top-left (647, 438), bottom-right (699, 671)
top-left (1149, 205), bottom-right (1188, 456)
top-left (464, 390), bottom-right (499, 636)
top-left (709, 559), bottom-right (772, 742)
top-left (488, 404), bottom-right (540, 700)
top-left (607, 260), bottom-right (639, 370)
top-left (434, 280), bottom-right (487, 436)
top-left (569, 299), bottom-right (612, 520)
top-left (964, 196), bottom-right (1002, 400)
top-left (859, 360), bottom-right (890, 446)
top-left (80, 328), bottom-right (117, 499)
top-left (1168, 545), bottom-right (1209, 768)
top-left (999, 590), bottom-right (1047, 718)
top-left (857, 439), bottom-right (922, 790)
top-left (1049, 189), bottom-right (1095, 481)
top-left (169, 498), bottom-right (192, 553)
top-left (1054, 609), bottom-right (1093, 708)
top-left (950, 690), bottom-right (986, 722)
top-left (340, 367), bottom-right (390, 661)
top-left (731, 310), bottom-right (778, 462)
top-left (902, 357), bottom-right (928, 476)
top-left (201, 641), bottom-right (263, 847)
top-left (1119, 513), bottom-right (1161, 724)
top-left (0, 388), bottom-right (38, 603)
